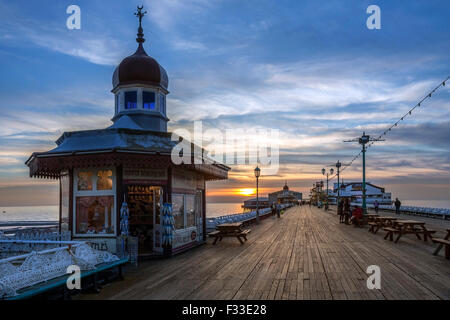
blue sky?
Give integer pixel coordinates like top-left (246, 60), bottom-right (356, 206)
top-left (0, 0), bottom-right (449, 205)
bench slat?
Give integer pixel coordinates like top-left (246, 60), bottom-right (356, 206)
top-left (432, 238), bottom-right (450, 245)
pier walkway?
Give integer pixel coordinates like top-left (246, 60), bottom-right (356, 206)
top-left (78, 206), bottom-right (450, 300)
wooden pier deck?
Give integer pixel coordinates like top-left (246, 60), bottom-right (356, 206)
top-left (78, 206), bottom-right (450, 300)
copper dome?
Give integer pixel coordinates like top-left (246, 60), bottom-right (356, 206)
top-left (112, 44), bottom-right (168, 91)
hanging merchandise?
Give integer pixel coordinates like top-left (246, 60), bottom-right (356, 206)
top-left (161, 203), bottom-right (175, 247)
top-left (119, 196), bottom-right (130, 258)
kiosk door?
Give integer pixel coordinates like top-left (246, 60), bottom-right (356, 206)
top-left (196, 190), bottom-right (203, 241)
top-left (127, 185), bottom-right (163, 255)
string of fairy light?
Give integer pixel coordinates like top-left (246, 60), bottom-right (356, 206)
top-left (325, 76), bottom-right (449, 182)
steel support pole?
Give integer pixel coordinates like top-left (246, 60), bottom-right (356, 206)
top-left (362, 144), bottom-right (367, 215)
top-left (256, 177), bottom-right (260, 223)
top-left (337, 168), bottom-right (340, 207)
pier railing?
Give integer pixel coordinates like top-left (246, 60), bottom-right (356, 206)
top-left (350, 203), bottom-right (450, 219)
top-left (206, 204), bottom-right (292, 231)
top-left (0, 229), bottom-right (71, 242)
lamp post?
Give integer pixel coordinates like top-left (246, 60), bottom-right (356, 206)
top-left (335, 161), bottom-right (342, 208)
top-left (312, 183), bottom-right (316, 205)
top-left (254, 166), bottom-right (261, 223)
top-left (344, 132), bottom-right (384, 214)
top-left (322, 168), bottom-right (334, 207)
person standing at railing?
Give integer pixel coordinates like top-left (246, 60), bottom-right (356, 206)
top-left (395, 198), bottom-right (401, 215)
top-left (374, 200), bottom-right (379, 214)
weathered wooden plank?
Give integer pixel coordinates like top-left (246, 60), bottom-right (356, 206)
top-left (77, 205), bottom-right (450, 300)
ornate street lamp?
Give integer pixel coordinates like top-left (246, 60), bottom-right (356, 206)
top-left (254, 166), bottom-right (261, 223)
top-left (344, 132), bottom-right (384, 214)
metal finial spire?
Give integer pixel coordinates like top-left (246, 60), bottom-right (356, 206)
top-left (135, 5), bottom-right (147, 44)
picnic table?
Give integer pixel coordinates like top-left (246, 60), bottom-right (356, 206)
top-left (368, 216), bottom-right (397, 234)
top-left (362, 213), bottom-right (379, 225)
top-left (432, 228), bottom-right (450, 259)
top-left (383, 220), bottom-right (436, 243)
top-left (365, 213), bottom-right (379, 220)
top-left (208, 222), bottom-right (251, 245)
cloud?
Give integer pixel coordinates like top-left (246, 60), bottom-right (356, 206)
top-left (27, 32), bottom-right (125, 66)
top-left (144, 0), bottom-right (214, 31)
top-left (170, 39), bottom-right (208, 51)
top-left (0, 1), bottom-right (127, 66)
top-left (167, 54), bottom-right (445, 123)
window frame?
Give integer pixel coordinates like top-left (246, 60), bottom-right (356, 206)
top-left (124, 90), bottom-right (138, 110)
top-left (172, 193), bottom-right (198, 230)
top-left (185, 194), bottom-right (196, 228)
top-left (142, 90), bottom-right (157, 110)
top-left (73, 167), bottom-right (116, 237)
top-left (159, 93), bottom-right (166, 116)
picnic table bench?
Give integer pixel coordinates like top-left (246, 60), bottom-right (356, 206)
top-left (432, 228), bottom-right (450, 259)
top-left (5, 257), bottom-right (128, 300)
top-left (383, 220), bottom-right (435, 243)
top-left (369, 216), bottom-right (397, 234)
top-left (208, 222), bottom-right (251, 245)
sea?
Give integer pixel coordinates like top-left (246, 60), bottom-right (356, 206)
top-left (1, 200), bottom-right (449, 224)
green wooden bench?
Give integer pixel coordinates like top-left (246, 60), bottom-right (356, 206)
top-left (5, 258), bottom-right (128, 300)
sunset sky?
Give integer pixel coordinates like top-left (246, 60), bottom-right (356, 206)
top-left (0, 0), bottom-right (449, 206)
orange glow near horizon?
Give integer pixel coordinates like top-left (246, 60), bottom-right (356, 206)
top-left (206, 187), bottom-right (279, 198)
top-left (236, 188), bottom-right (256, 196)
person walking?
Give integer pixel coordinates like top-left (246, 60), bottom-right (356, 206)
top-left (276, 204), bottom-right (281, 218)
top-left (374, 200), bottom-right (379, 214)
top-left (394, 198), bottom-right (401, 215)
top-left (338, 198), bottom-right (344, 223)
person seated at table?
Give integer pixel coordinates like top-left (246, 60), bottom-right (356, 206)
top-left (350, 206), bottom-right (363, 227)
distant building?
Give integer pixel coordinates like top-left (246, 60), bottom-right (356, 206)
top-left (329, 182), bottom-right (391, 205)
top-left (242, 197), bottom-right (269, 212)
top-left (268, 182), bottom-right (302, 205)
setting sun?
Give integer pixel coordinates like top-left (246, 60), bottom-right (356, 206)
top-left (236, 188), bottom-right (256, 196)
